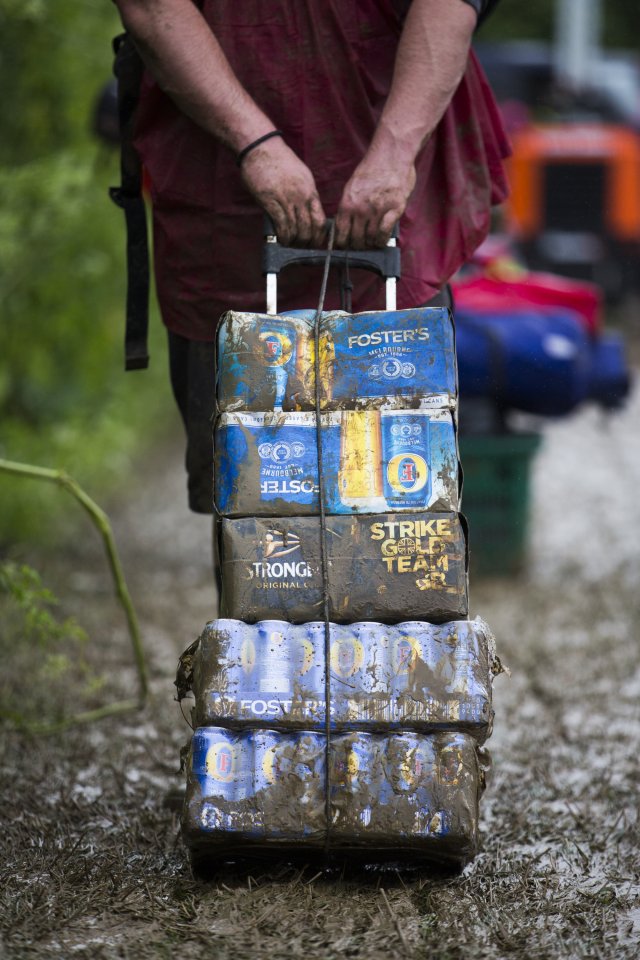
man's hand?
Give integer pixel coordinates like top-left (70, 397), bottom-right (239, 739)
top-left (241, 138), bottom-right (327, 247)
top-left (335, 142), bottom-right (416, 249)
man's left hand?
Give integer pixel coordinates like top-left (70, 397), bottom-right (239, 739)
top-left (335, 145), bottom-right (416, 249)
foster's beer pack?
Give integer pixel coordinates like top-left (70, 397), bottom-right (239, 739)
top-left (182, 617), bottom-right (496, 740)
top-left (218, 512), bottom-right (469, 624)
top-left (183, 726), bottom-right (483, 865)
top-left (216, 307), bottom-right (456, 412)
top-left (180, 299), bottom-right (499, 866)
top-left (214, 408), bottom-right (460, 516)
top-left (184, 726), bottom-right (326, 845)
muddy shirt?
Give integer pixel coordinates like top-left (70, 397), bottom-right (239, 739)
top-left (134, 0), bottom-right (510, 341)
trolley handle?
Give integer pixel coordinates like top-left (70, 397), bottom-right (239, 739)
top-left (262, 215), bottom-right (400, 315)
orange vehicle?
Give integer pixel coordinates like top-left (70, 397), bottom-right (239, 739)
top-left (504, 122), bottom-right (640, 300)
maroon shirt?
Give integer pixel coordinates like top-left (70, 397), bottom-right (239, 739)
top-left (134, 0), bottom-right (510, 341)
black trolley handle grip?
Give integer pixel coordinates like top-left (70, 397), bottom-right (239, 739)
top-left (262, 215), bottom-right (400, 315)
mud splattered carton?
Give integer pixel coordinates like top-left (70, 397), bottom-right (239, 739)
top-left (181, 618), bottom-right (496, 741)
top-left (216, 311), bottom-right (315, 413)
top-left (329, 730), bottom-right (482, 862)
top-left (213, 408), bottom-right (460, 516)
top-left (183, 727), bottom-right (483, 866)
top-left (217, 512), bottom-right (468, 624)
top-left (215, 307), bottom-right (456, 412)
top-left (183, 619), bottom-right (326, 729)
top-left (321, 308), bottom-right (456, 410)
top-left (183, 726), bottom-right (326, 847)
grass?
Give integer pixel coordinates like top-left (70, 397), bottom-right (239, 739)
top-left (0, 565), bottom-right (638, 959)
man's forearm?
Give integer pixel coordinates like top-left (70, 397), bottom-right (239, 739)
top-left (113, 0), bottom-right (274, 152)
top-left (113, 0), bottom-right (327, 245)
top-left (334, 0), bottom-right (477, 247)
top-left (370, 0), bottom-right (477, 164)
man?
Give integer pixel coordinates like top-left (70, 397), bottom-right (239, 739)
top-left (113, 0), bottom-right (508, 513)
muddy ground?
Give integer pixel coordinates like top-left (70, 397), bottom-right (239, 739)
top-left (1, 372), bottom-right (639, 959)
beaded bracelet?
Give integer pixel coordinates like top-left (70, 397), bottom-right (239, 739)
top-left (236, 130), bottom-right (284, 167)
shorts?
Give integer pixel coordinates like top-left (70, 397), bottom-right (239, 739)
top-left (168, 332), bottom-right (217, 513)
top-left (168, 287), bottom-right (454, 514)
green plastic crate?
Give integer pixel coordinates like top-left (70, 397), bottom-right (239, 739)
top-left (459, 433), bottom-right (542, 576)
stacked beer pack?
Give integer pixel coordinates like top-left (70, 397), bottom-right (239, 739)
top-left (178, 305), bottom-right (501, 868)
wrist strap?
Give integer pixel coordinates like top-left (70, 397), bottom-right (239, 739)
top-left (236, 130), bottom-right (284, 167)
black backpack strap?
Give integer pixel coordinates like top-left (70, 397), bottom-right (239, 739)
top-left (109, 33), bottom-right (150, 371)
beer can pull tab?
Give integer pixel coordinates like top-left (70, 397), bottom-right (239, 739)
top-left (262, 216), bottom-right (400, 316)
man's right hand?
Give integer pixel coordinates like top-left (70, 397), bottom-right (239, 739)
top-left (240, 137), bottom-right (327, 248)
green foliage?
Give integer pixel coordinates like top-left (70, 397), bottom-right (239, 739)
top-left (0, 561), bottom-right (86, 648)
top-left (0, 144), bottom-right (174, 543)
top-left (479, 0), bottom-right (640, 50)
top-left (0, 0), bottom-right (121, 165)
top-left (0, 153), bottom-right (123, 426)
top-left (0, 1), bottom-right (175, 544)
top-left (0, 561), bottom-right (104, 725)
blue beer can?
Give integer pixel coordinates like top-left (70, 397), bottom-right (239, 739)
top-left (291, 731), bottom-right (326, 819)
top-left (387, 625), bottom-right (425, 711)
top-left (254, 620), bottom-right (292, 698)
top-left (329, 624), bottom-right (389, 725)
top-left (435, 732), bottom-right (469, 790)
top-left (297, 622), bottom-right (330, 725)
top-left (330, 732), bottom-right (377, 796)
top-left (251, 728), bottom-right (286, 794)
top-left (380, 408), bottom-right (460, 512)
top-left (446, 630), bottom-right (493, 727)
top-left (252, 727), bottom-right (324, 787)
top-left (353, 622), bottom-right (388, 697)
top-left (383, 731), bottom-right (433, 795)
top-left (329, 624), bottom-right (365, 689)
top-left (330, 732), bottom-right (381, 835)
top-left (334, 623), bottom-right (393, 725)
top-left (419, 621), bottom-right (476, 725)
top-left (383, 733), bottom-right (453, 840)
top-left (380, 411), bottom-right (432, 509)
top-left (191, 727), bottom-right (253, 805)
